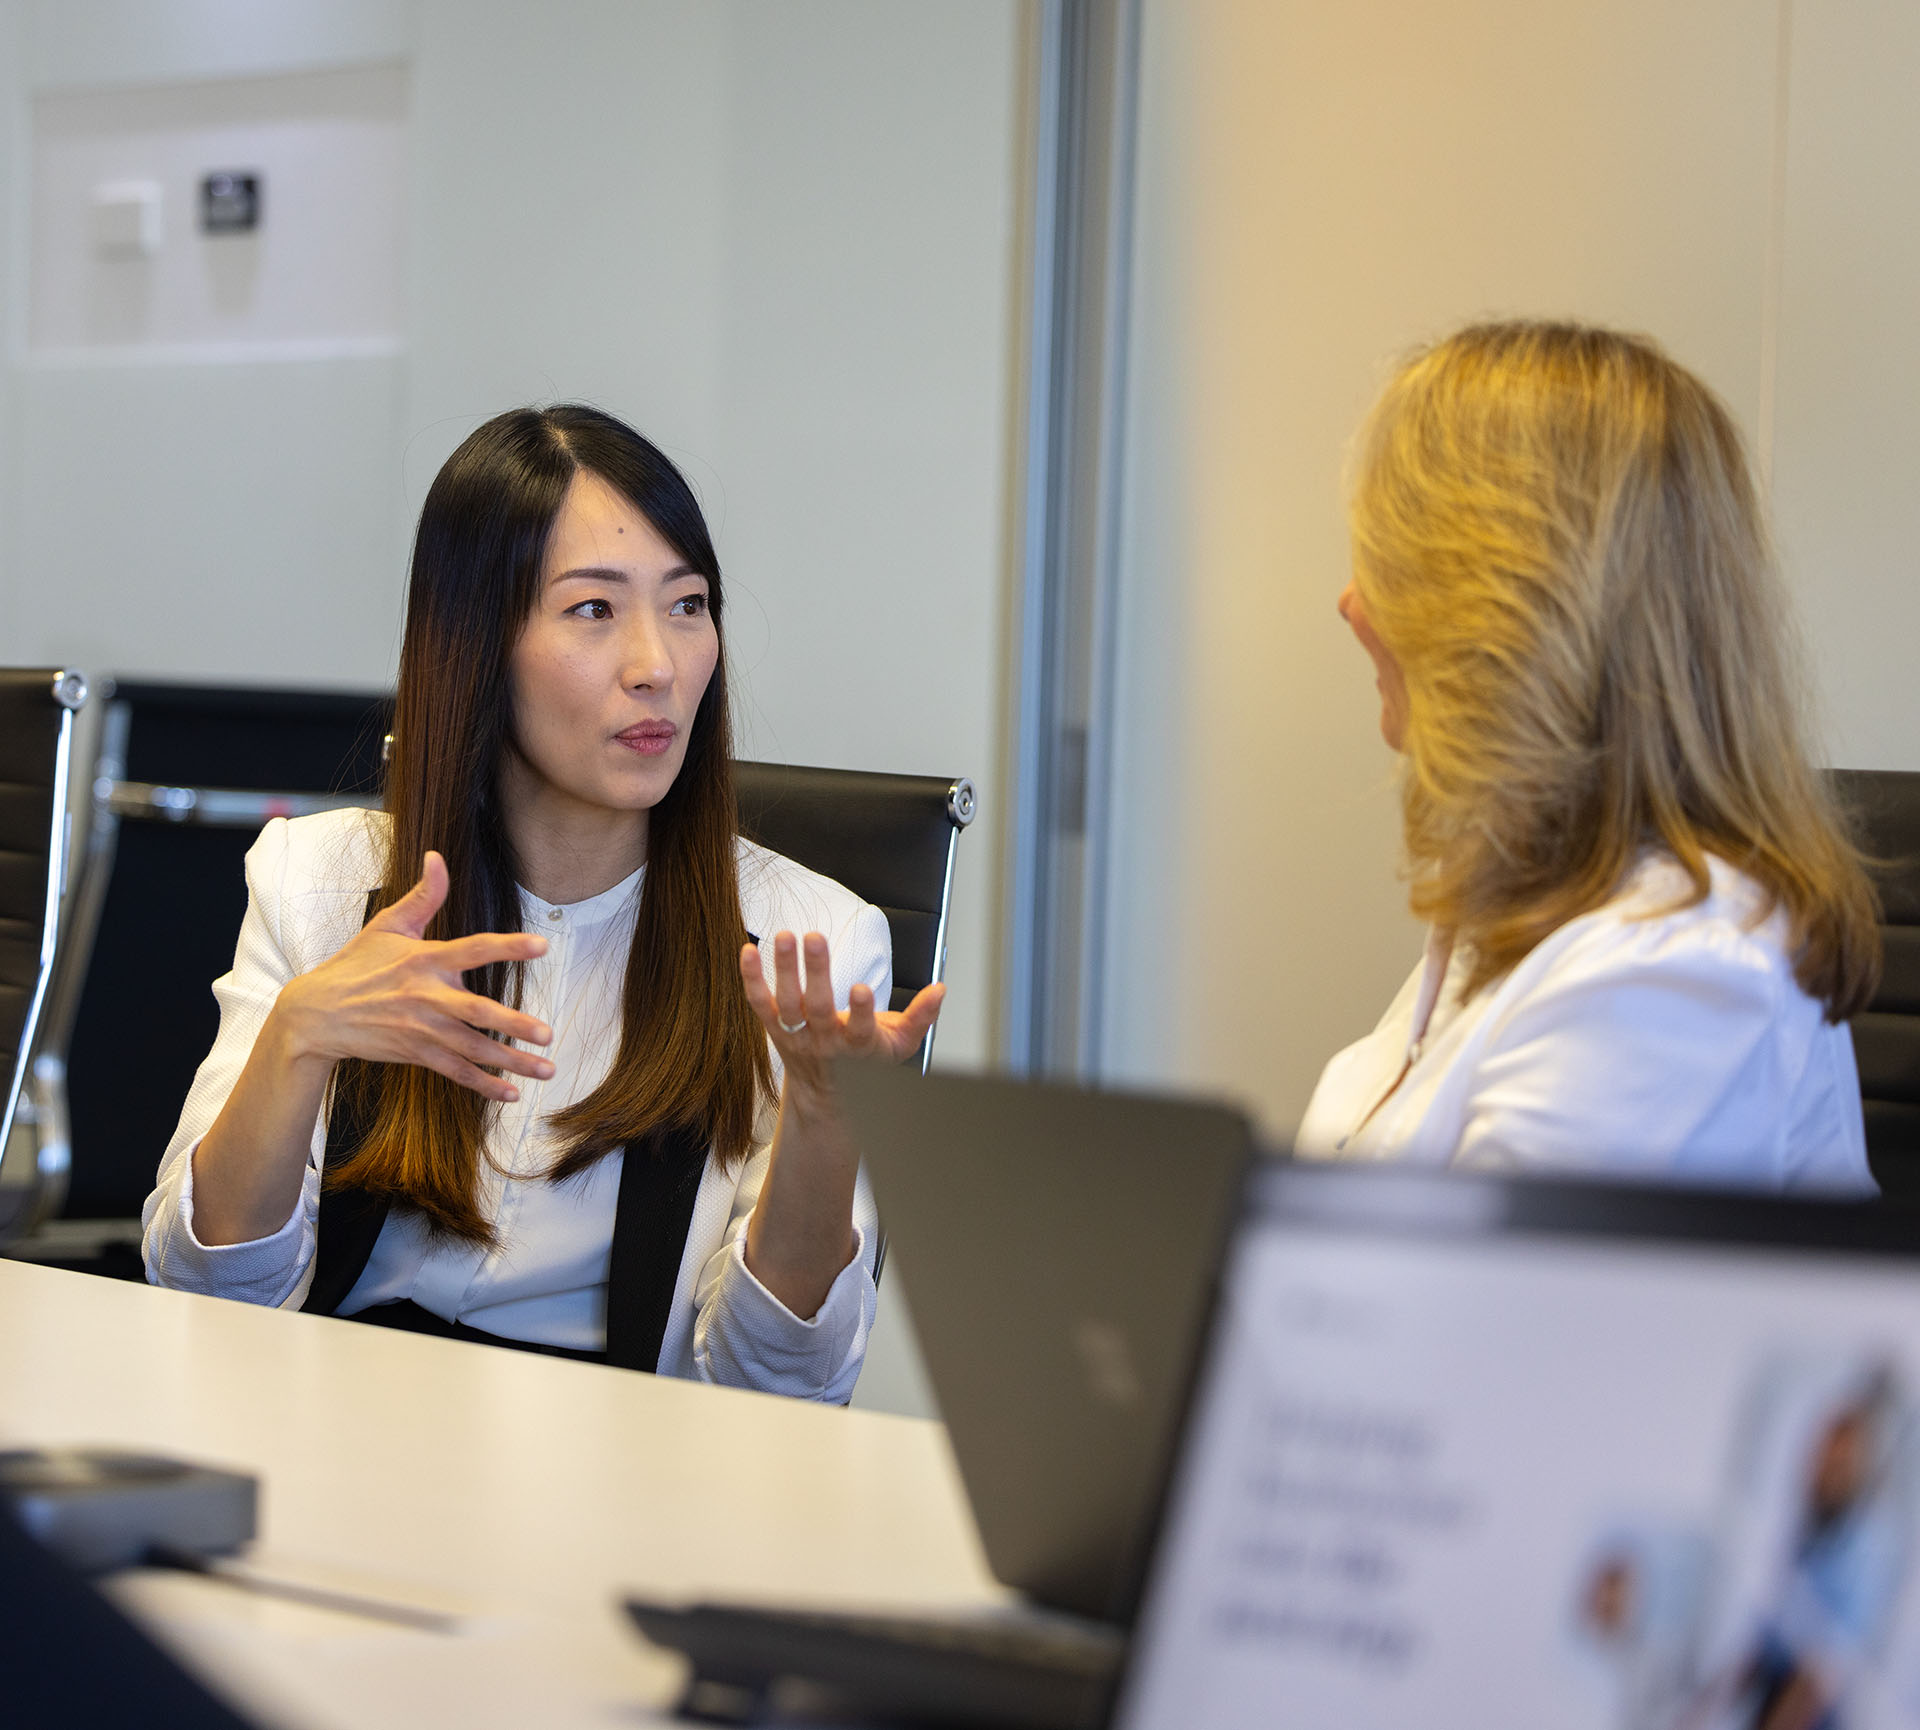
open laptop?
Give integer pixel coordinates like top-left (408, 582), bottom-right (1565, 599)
top-left (629, 1069), bottom-right (1920, 1729)
top-left (844, 1069), bottom-right (1255, 1625)
top-left (628, 1068), bottom-right (1251, 1723)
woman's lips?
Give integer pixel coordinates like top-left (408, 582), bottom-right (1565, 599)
top-left (615, 722), bottom-right (676, 758)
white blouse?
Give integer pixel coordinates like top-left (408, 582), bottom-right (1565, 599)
top-left (141, 808), bottom-right (893, 1401)
top-left (1295, 853), bottom-right (1874, 1194)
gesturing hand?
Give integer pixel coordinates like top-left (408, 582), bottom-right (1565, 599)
top-left (274, 850), bottom-right (555, 1102)
top-left (739, 931), bottom-right (945, 1097)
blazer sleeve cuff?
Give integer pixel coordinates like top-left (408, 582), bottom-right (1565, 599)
top-left (690, 1224), bottom-right (877, 1402)
top-left (147, 1141), bottom-right (317, 1307)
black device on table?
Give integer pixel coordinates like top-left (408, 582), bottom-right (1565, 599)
top-left (629, 1065), bottom-right (1920, 1730)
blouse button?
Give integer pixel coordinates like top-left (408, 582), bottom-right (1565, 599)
top-left (546, 908), bottom-right (563, 923)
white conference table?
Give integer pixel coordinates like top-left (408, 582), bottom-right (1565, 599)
top-left (0, 1258), bottom-right (1006, 1729)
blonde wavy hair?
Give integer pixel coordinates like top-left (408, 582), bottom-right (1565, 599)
top-left (1348, 319), bottom-right (1879, 1019)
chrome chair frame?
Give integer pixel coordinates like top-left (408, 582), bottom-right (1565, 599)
top-left (0, 670), bottom-right (89, 1240)
top-left (15, 685), bottom-right (384, 1240)
top-left (921, 779), bottom-right (979, 1072)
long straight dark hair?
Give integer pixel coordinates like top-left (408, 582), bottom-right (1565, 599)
top-left (328, 405), bottom-right (771, 1244)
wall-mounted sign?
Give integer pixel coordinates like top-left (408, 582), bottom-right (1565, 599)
top-left (199, 171), bottom-right (260, 234)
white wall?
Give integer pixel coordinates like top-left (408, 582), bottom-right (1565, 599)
top-left (31, 64), bottom-right (409, 353)
top-left (1103, 0), bottom-right (1913, 1137)
top-left (400, 2), bottom-right (728, 483)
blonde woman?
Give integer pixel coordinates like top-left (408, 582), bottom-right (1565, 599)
top-left (1297, 321), bottom-right (1880, 1191)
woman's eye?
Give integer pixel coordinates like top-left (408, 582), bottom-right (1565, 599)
top-left (671, 594), bottom-right (709, 617)
top-left (569, 598), bottom-right (614, 621)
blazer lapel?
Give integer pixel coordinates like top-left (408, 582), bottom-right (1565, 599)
top-left (604, 1124), bottom-right (710, 1372)
top-left (299, 1081), bottom-right (391, 1316)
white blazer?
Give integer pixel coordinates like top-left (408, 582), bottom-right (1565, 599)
top-left (141, 807), bottom-right (894, 1401)
top-left (1296, 853), bottom-right (1874, 1194)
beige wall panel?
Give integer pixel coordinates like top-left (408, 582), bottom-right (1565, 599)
top-left (1770, 0), bottom-right (1920, 771)
top-left (1106, 0), bottom-right (1781, 1133)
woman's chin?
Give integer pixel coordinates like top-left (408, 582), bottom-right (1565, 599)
top-left (604, 760), bottom-right (684, 812)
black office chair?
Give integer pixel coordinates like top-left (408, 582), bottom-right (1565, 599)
top-left (0, 670), bottom-right (89, 1238)
top-left (8, 681), bottom-right (389, 1264)
top-left (734, 760), bottom-right (976, 1068)
top-left (729, 761), bottom-right (977, 1288)
top-left (1831, 768), bottom-right (1920, 1201)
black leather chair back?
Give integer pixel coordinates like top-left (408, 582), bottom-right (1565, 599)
top-left (54, 683), bottom-right (389, 1220)
top-left (733, 761), bottom-right (976, 1028)
top-left (1832, 768), bottom-right (1920, 1200)
top-left (0, 669), bottom-right (86, 1157)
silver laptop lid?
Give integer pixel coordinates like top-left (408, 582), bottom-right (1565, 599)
top-left (1115, 1163), bottom-right (1920, 1730)
top-left (839, 1062), bottom-right (1253, 1624)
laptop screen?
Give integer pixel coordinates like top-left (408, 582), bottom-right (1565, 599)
top-left (1115, 1165), bottom-right (1920, 1730)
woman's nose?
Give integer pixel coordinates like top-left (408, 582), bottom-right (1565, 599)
top-left (623, 618), bottom-right (674, 689)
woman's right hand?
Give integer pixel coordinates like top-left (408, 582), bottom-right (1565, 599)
top-left (271, 851), bottom-right (555, 1102)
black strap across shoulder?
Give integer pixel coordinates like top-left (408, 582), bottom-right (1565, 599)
top-left (298, 1085), bottom-right (392, 1319)
top-left (605, 1120), bottom-right (711, 1370)
top-left (301, 1087), bottom-right (710, 1375)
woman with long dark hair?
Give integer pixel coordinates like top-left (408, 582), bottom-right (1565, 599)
top-left (141, 406), bottom-right (940, 1398)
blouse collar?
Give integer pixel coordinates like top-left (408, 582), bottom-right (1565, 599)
top-left (517, 862), bottom-right (645, 931)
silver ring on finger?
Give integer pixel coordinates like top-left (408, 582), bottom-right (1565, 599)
top-left (777, 1015), bottom-right (809, 1035)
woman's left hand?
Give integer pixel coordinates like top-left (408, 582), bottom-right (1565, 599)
top-left (738, 931), bottom-right (945, 1319)
top-left (739, 931), bottom-right (945, 1098)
